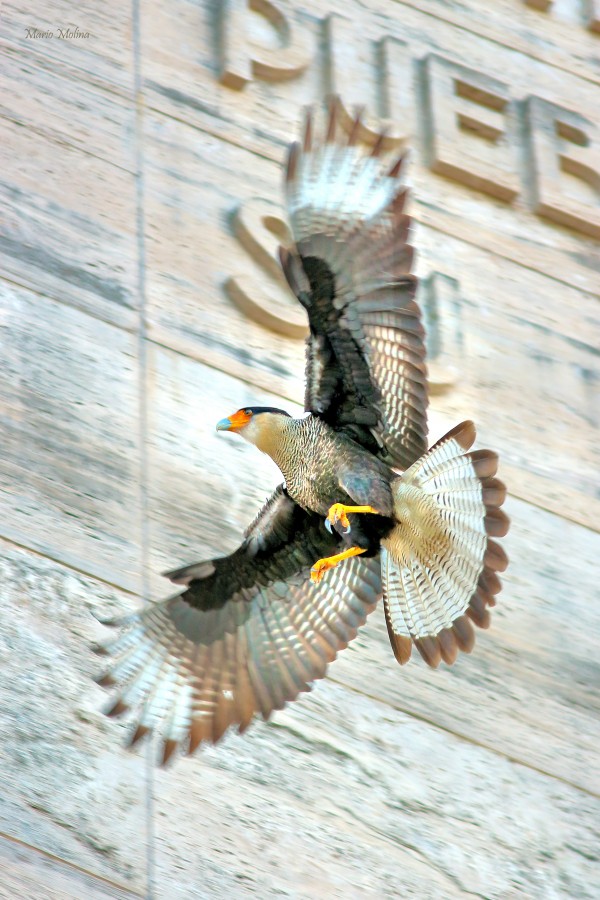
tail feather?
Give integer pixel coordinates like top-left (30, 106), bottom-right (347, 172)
top-left (381, 421), bottom-right (509, 667)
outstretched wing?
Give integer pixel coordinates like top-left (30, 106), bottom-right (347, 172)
top-left (280, 98), bottom-right (428, 469)
top-left (96, 486), bottom-right (381, 764)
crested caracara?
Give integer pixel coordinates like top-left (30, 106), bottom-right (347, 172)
top-left (96, 99), bottom-right (509, 764)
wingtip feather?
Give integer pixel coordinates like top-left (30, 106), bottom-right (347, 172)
top-left (130, 723), bottom-right (151, 746)
top-left (160, 739), bottom-right (179, 766)
top-left (347, 106), bottom-right (364, 145)
top-left (286, 141), bottom-right (301, 183)
top-left (106, 698), bottom-right (129, 718)
top-left (303, 106), bottom-right (314, 151)
top-left (325, 95), bottom-right (338, 142)
top-left (387, 153), bottom-right (406, 179)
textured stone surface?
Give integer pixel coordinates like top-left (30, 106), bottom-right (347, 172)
top-left (0, 834), bottom-right (142, 900)
top-left (0, 117), bottom-right (137, 329)
top-left (1, 0), bottom-right (134, 91)
top-left (0, 283), bottom-right (142, 592)
top-left (0, 43), bottom-right (135, 170)
top-left (151, 682), bottom-right (600, 899)
top-left (141, 0), bottom-right (600, 271)
top-left (1, 0), bottom-right (599, 895)
top-left (0, 540), bottom-right (147, 893)
top-left (143, 112), bottom-right (305, 402)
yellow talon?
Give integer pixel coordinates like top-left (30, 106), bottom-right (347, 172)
top-left (327, 503), bottom-right (351, 532)
top-left (310, 559), bottom-right (330, 584)
top-left (310, 547), bottom-right (366, 583)
top-left (326, 503), bottom-right (380, 533)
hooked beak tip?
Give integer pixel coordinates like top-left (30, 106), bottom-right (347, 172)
top-left (216, 417), bottom-right (232, 432)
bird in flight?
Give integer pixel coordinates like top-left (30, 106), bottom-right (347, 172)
top-left (96, 98), bottom-right (509, 764)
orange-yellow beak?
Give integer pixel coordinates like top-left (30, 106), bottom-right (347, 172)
top-left (216, 408), bottom-right (252, 432)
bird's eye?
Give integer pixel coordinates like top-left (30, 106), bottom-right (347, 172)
top-left (244, 408), bottom-right (252, 416)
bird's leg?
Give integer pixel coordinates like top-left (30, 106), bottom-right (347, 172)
top-left (325, 503), bottom-right (380, 534)
top-left (310, 547), bottom-right (366, 584)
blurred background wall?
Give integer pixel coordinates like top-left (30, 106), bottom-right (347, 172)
top-left (1, 1), bottom-right (599, 897)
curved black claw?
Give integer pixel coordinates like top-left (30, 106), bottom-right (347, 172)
top-left (324, 516), bottom-right (351, 536)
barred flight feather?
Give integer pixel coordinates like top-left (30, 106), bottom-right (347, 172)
top-left (96, 542), bottom-right (381, 764)
top-left (283, 98), bottom-right (428, 469)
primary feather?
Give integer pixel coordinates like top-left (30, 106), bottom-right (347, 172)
top-left (282, 98), bottom-right (427, 468)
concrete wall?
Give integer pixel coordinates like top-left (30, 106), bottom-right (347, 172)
top-left (1, 1), bottom-right (599, 897)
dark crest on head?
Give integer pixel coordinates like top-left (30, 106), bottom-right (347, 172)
top-left (243, 406), bottom-right (291, 417)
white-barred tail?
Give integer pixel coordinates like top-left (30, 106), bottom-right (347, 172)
top-left (381, 421), bottom-right (509, 668)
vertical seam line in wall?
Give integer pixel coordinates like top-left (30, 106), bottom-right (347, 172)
top-left (133, 0), bottom-right (155, 897)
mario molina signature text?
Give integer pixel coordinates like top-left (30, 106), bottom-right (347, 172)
top-left (25, 27), bottom-right (91, 39)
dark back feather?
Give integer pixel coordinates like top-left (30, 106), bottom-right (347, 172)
top-left (282, 98), bottom-right (428, 469)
